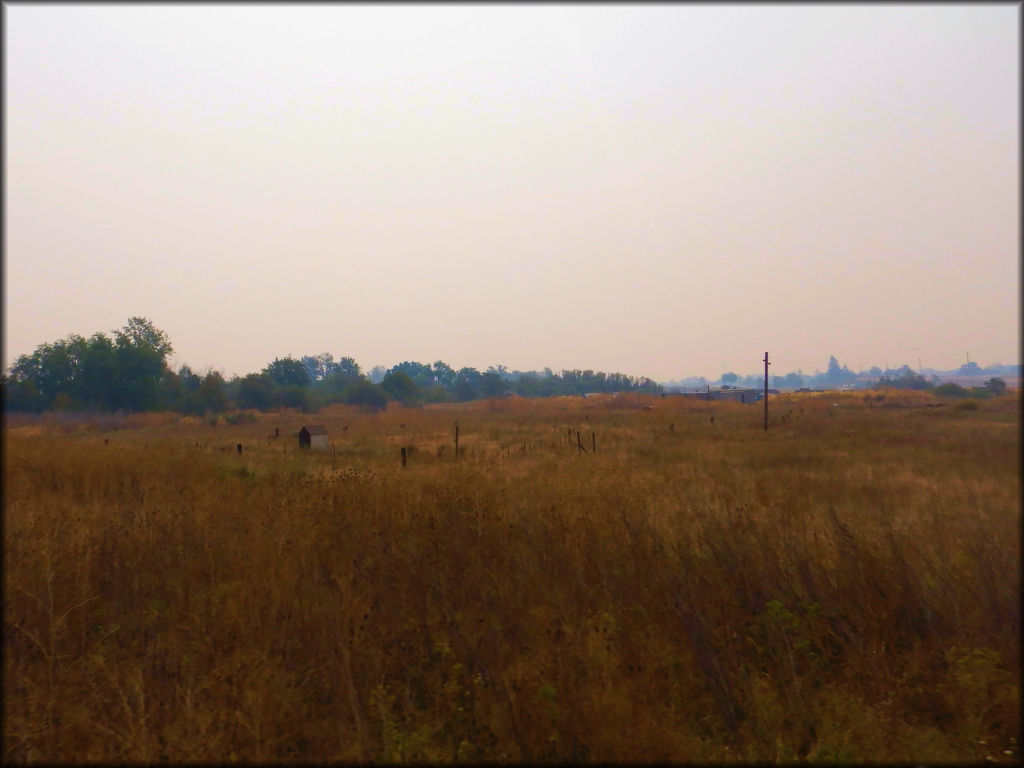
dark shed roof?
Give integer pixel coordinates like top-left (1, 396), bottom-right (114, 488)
top-left (300, 425), bottom-right (328, 435)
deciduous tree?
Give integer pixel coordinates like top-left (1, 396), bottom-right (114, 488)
top-left (381, 370), bottom-right (418, 404)
top-left (263, 357), bottom-right (310, 388)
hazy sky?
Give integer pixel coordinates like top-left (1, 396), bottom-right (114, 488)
top-left (5, 4), bottom-right (1019, 380)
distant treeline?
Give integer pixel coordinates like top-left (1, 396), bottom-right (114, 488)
top-left (666, 355), bottom-right (1018, 393)
top-left (2, 318), bottom-right (661, 414)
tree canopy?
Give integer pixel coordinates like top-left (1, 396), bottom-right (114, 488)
top-left (3, 320), bottom-right (663, 414)
top-left (263, 357), bottom-right (310, 388)
top-left (4, 317), bottom-right (174, 412)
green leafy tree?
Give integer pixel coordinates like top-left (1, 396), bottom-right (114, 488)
top-left (381, 370), bottom-right (418, 404)
top-left (171, 365), bottom-right (203, 414)
top-left (513, 373), bottom-right (559, 398)
top-left (319, 357), bottom-right (363, 394)
top-left (935, 383), bottom-right (969, 397)
top-left (419, 385), bottom-right (451, 404)
top-left (453, 367), bottom-right (482, 401)
top-left (165, 368), bottom-right (189, 414)
top-left (25, 340), bottom-right (78, 405)
top-left (263, 357), bottom-right (310, 388)
top-left (198, 370), bottom-right (228, 413)
top-left (481, 370), bottom-right (504, 397)
top-left (274, 386), bottom-right (309, 412)
top-left (300, 353), bottom-right (360, 383)
top-left (488, 364), bottom-right (511, 381)
top-left (237, 373), bottom-right (275, 410)
top-left (1, 373), bottom-right (42, 412)
top-left (344, 379), bottom-right (388, 410)
top-left (301, 353), bottom-right (335, 382)
top-left (334, 356), bottom-right (361, 379)
top-left (389, 361), bottom-right (435, 388)
top-left (983, 377), bottom-right (1007, 395)
top-left (178, 365), bottom-right (202, 393)
top-left (112, 318), bottom-right (174, 410)
top-left (116, 316), bottom-right (173, 358)
top-left (75, 333), bottom-right (120, 409)
top-left (432, 360), bottom-right (456, 389)
top-left (721, 372), bottom-right (738, 385)
top-left (5, 317), bottom-right (173, 412)
top-left (874, 366), bottom-right (933, 391)
top-left (156, 368), bottom-right (184, 412)
top-left (7, 337), bottom-right (81, 410)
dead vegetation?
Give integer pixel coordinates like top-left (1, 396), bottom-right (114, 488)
top-left (4, 391), bottom-right (1020, 762)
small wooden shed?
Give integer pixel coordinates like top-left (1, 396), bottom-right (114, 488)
top-left (298, 425), bottom-right (329, 450)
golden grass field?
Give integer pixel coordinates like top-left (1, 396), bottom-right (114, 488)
top-left (4, 390), bottom-right (1020, 763)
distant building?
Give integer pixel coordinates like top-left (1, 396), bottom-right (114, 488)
top-left (664, 388), bottom-right (763, 403)
top-left (298, 425), bottom-right (329, 450)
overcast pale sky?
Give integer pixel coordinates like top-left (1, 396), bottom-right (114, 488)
top-left (4, 4), bottom-right (1019, 380)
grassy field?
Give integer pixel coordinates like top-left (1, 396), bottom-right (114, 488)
top-left (4, 390), bottom-right (1020, 763)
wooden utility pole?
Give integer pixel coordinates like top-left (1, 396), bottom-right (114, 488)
top-left (763, 352), bottom-right (770, 431)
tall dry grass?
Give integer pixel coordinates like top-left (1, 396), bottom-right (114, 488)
top-left (4, 391), bottom-right (1020, 762)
